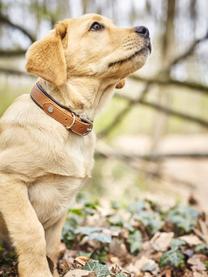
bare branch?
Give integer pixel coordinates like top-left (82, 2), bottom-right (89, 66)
top-left (0, 67), bottom-right (33, 78)
top-left (133, 164), bottom-right (196, 189)
top-left (98, 84), bottom-right (150, 138)
top-left (0, 49), bottom-right (26, 57)
top-left (139, 99), bottom-right (208, 129)
top-left (170, 31), bottom-right (208, 67)
top-left (130, 75), bottom-right (208, 96)
top-left (1, 66), bottom-right (208, 129)
top-left (115, 94), bottom-right (208, 129)
top-left (96, 147), bottom-right (208, 162)
top-left (98, 101), bottom-right (135, 138)
top-left (0, 13), bottom-right (35, 42)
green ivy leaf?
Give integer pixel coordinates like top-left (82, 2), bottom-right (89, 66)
top-left (77, 251), bottom-right (92, 257)
top-left (127, 230), bottom-right (142, 254)
top-left (91, 248), bottom-right (108, 263)
top-left (115, 273), bottom-right (127, 277)
top-left (75, 226), bottom-right (102, 235)
top-left (167, 205), bottom-right (199, 234)
top-left (83, 259), bottom-right (110, 277)
top-left (111, 200), bottom-right (120, 210)
top-left (69, 208), bottom-right (85, 216)
top-left (159, 249), bottom-right (185, 269)
top-left (108, 214), bottom-right (124, 227)
top-left (64, 216), bottom-right (79, 230)
top-left (171, 239), bottom-right (186, 251)
top-left (0, 243), bottom-right (4, 255)
top-left (62, 218), bottom-right (78, 248)
top-left (195, 244), bottom-right (208, 256)
top-left (128, 200), bottom-right (146, 214)
top-left (88, 232), bottom-right (112, 244)
top-left (75, 227), bottom-right (112, 244)
top-left (204, 260), bottom-right (208, 270)
top-left (136, 211), bottom-right (163, 235)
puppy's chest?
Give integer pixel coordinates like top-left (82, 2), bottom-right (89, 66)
top-left (29, 176), bottom-right (86, 228)
top-left (29, 134), bottom-right (96, 228)
top-left (44, 132), bottom-right (96, 178)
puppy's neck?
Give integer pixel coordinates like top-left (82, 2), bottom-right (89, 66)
top-left (38, 77), bottom-right (115, 121)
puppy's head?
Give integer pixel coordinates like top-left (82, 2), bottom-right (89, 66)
top-left (26, 14), bottom-right (151, 88)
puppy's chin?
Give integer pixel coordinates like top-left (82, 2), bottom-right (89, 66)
top-left (109, 50), bottom-right (149, 77)
top-left (85, 48), bottom-right (149, 77)
top-left (127, 49), bottom-right (149, 73)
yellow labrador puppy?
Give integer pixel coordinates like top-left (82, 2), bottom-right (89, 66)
top-left (0, 14), bottom-right (151, 277)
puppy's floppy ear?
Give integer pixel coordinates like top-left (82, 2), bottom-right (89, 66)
top-left (115, 79), bottom-right (126, 89)
top-left (25, 21), bottom-right (68, 87)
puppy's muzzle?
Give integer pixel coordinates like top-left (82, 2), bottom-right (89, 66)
top-left (135, 25), bottom-right (151, 53)
top-left (135, 26), bottom-right (149, 38)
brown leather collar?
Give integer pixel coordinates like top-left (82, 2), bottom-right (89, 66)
top-left (30, 83), bottom-right (93, 136)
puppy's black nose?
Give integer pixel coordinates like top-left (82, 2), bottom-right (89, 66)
top-left (135, 26), bottom-right (149, 38)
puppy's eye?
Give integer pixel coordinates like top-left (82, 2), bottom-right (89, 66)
top-left (89, 22), bottom-right (104, 31)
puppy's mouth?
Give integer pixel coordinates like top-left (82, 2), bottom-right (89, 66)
top-left (109, 44), bottom-right (151, 68)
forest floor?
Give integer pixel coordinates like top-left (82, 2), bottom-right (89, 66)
top-left (1, 194), bottom-right (208, 277)
top-left (110, 134), bottom-right (208, 211)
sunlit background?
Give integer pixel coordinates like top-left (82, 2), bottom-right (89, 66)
top-left (0, 0), bottom-right (208, 209)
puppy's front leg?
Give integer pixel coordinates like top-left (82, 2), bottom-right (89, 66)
top-left (45, 214), bottom-right (67, 277)
top-left (0, 175), bottom-right (52, 277)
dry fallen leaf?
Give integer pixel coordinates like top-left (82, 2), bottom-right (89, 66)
top-left (193, 271), bottom-right (208, 277)
top-left (134, 256), bottom-right (159, 275)
top-left (75, 256), bottom-right (90, 267)
top-left (150, 232), bottom-right (174, 252)
top-left (63, 269), bottom-right (95, 277)
top-left (109, 238), bottom-right (128, 258)
top-left (108, 255), bottom-right (121, 265)
top-left (125, 263), bottom-right (139, 274)
top-left (162, 269), bottom-right (172, 277)
top-left (188, 255), bottom-right (206, 272)
top-left (143, 273), bottom-right (152, 277)
top-left (180, 235), bottom-right (202, 246)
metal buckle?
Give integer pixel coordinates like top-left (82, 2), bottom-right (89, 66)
top-left (82, 125), bottom-right (93, 136)
top-left (65, 113), bottom-right (76, 130)
top-left (70, 123), bottom-right (93, 136)
top-left (78, 116), bottom-right (93, 136)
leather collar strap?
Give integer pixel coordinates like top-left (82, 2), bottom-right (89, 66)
top-left (30, 83), bottom-right (93, 136)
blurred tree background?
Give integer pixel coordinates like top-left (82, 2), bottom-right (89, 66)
top-left (0, 0), bottom-right (208, 209)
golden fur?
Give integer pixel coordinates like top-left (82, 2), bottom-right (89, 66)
top-left (0, 14), bottom-right (150, 277)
